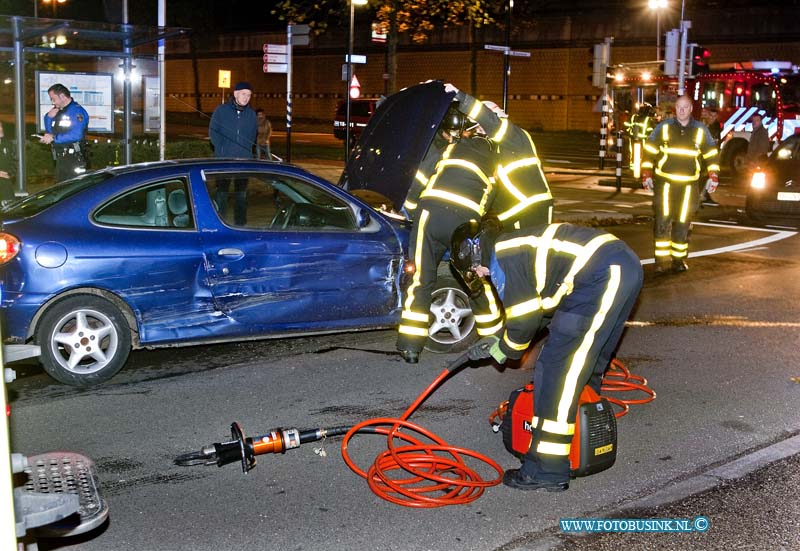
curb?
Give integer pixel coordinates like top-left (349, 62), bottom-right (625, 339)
top-left (513, 433), bottom-right (800, 550)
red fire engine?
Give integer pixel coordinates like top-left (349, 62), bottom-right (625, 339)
top-left (612, 61), bottom-right (800, 174)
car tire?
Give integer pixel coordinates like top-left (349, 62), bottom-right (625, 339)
top-left (424, 275), bottom-right (477, 353)
top-left (36, 295), bottom-right (132, 387)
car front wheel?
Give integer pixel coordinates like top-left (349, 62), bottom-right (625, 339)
top-left (36, 295), bottom-right (132, 387)
top-left (425, 276), bottom-right (477, 353)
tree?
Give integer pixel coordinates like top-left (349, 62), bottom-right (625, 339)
top-left (271, 0), bottom-right (496, 94)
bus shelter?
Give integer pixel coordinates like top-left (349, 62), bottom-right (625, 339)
top-left (0, 15), bottom-right (186, 194)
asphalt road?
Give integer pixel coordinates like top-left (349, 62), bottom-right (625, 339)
top-left (7, 168), bottom-right (800, 550)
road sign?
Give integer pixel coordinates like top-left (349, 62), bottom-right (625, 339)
top-left (218, 70), bottom-right (231, 88)
top-left (263, 53), bottom-right (287, 64)
top-left (264, 63), bottom-right (288, 74)
top-left (345, 55), bottom-right (366, 64)
top-left (289, 24), bottom-right (310, 35)
top-left (263, 43), bottom-right (287, 54)
top-left (292, 35), bottom-right (310, 46)
top-left (484, 44), bottom-right (508, 52)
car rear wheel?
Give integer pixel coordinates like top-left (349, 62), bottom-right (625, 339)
top-left (425, 276), bottom-right (477, 353)
top-left (36, 296), bottom-right (132, 387)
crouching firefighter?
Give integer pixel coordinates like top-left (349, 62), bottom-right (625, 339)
top-left (396, 115), bottom-right (497, 364)
top-left (450, 221), bottom-right (643, 491)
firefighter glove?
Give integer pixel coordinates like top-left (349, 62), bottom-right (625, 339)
top-left (641, 170), bottom-right (653, 191)
top-left (705, 172), bottom-right (719, 194)
top-left (468, 335), bottom-right (500, 361)
top-left (489, 340), bottom-right (507, 364)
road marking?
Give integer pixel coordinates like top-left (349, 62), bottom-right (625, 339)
top-left (640, 222), bottom-right (796, 265)
top-left (628, 318), bottom-right (800, 328)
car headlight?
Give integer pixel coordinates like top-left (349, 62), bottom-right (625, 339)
top-left (750, 171), bottom-right (766, 190)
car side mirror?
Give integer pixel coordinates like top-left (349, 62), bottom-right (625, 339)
top-left (356, 207), bottom-right (371, 228)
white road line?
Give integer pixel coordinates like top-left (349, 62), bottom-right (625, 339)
top-left (640, 222), bottom-right (796, 265)
top-left (628, 319), bottom-right (800, 328)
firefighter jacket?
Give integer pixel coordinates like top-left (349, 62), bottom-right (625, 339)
top-left (403, 132), bottom-right (451, 221)
top-left (418, 136), bottom-right (496, 217)
top-left (44, 99), bottom-right (89, 146)
top-left (642, 118), bottom-right (720, 183)
top-left (491, 223), bottom-right (623, 361)
top-left (454, 92), bottom-right (553, 228)
top-left (625, 113), bottom-right (653, 140)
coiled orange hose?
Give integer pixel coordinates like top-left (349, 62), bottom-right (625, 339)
top-left (341, 367), bottom-right (503, 508)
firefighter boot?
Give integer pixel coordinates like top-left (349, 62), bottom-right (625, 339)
top-left (672, 258), bottom-right (689, 272)
top-left (654, 258), bottom-right (672, 274)
top-left (502, 469), bottom-right (569, 492)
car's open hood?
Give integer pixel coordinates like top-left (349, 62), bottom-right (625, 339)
top-left (339, 81), bottom-right (454, 212)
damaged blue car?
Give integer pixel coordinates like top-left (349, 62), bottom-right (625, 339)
top-left (0, 82), bottom-right (476, 386)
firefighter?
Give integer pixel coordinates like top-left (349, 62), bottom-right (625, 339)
top-left (452, 220), bottom-right (643, 491)
top-left (402, 106), bottom-right (466, 222)
top-left (443, 84), bottom-right (554, 340)
top-left (444, 84), bottom-right (554, 231)
top-left (396, 128), bottom-right (497, 363)
top-left (641, 95), bottom-right (720, 273)
top-left (40, 83), bottom-right (90, 183)
top-left (624, 103), bottom-right (655, 176)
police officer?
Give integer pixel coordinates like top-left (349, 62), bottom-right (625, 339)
top-left (641, 95), bottom-right (720, 273)
top-left (396, 128), bottom-right (497, 363)
top-left (452, 221), bottom-right (643, 491)
top-left (445, 84), bottom-right (554, 231)
top-left (40, 83), bottom-right (89, 182)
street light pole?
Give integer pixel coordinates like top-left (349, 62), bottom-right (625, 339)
top-left (344, 0), bottom-right (367, 160)
top-left (648, 0), bottom-right (667, 62)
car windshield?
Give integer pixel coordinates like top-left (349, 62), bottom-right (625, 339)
top-left (1, 172), bottom-right (115, 217)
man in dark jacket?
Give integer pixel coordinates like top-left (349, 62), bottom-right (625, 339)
top-left (209, 81), bottom-right (258, 225)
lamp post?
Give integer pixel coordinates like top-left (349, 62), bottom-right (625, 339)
top-left (345, 0), bottom-right (368, 159)
top-left (41, 0), bottom-right (67, 18)
top-left (648, 0), bottom-right (668, 62)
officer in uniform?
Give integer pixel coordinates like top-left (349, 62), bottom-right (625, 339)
top-left (40, 83), bottom-right (89, 183)
top-left (452, 220), bottom-right (643, 492)
top-left (396, 126), bottom-right (497, 363)
top-left (641, 95), bottom-right (720, 273)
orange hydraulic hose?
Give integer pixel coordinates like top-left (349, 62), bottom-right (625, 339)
top-left (341, 367), bottom-right (503, 508)
top-left (600, 358), bottom-right (656, 418)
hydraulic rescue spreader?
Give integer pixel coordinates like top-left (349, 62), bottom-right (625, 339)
top-left (174, 354), bottom-right (654, 507)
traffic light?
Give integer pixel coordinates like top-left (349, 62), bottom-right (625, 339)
top-left (689, 44), bottom-right (711, 76)
top-left (349, 74), bottom-right (361, 99)
top-left (590, 42), bottom-right (610, 88)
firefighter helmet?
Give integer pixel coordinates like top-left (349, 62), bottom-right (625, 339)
top-left (637, 102), bottom-right (655, 118)
top-left (450, 218), bottom-right (504, 297)
top-left (440, 106), bottom-right (466, 141)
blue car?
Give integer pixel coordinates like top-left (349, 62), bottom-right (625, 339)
top-left (0, 83), bottom-right (477, 386)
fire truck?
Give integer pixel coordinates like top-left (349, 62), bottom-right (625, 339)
top-left (612, 61), bottom-right (800, 175)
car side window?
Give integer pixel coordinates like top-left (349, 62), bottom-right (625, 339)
top-left (93, 178), bottom-right (194, 229)
top-left (204, 172), bottom-right (357, 231)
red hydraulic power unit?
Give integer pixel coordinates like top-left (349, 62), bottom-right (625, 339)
top-left (498, 383), bottom-right (617, 477)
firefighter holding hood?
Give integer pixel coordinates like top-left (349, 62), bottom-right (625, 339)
top-left (641, 95), bottom-right (720, 273)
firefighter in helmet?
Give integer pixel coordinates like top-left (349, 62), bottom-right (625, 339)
top-left (402, 105), bottom-right (467, 222)
top-left (452, 220), bottom-right (643, 491)
top-left (396, 116), bottom-right (497, 364)
top-left (443, 83), bottom-right (554, 340)
top-left (445, 83), bottom-right (554, 231)
top-left (624, 103), bottom-right (655, 176)
top-left (641, 95), bottom-right (720, 273)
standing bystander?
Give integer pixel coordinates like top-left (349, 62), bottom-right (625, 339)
top-left (747, 113), bottom-right (771, 166)
top-left (209, 81), bottom-right (258, 225)
top-left (255, 109), bottom-right (272, 160)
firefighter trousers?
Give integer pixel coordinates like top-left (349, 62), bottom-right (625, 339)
top-left (522, 241), bottom-right (643, 482)
top-left (397, 202), bottom-right (476, 354)
top-left (652, 178), bottom-right (700, 264)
